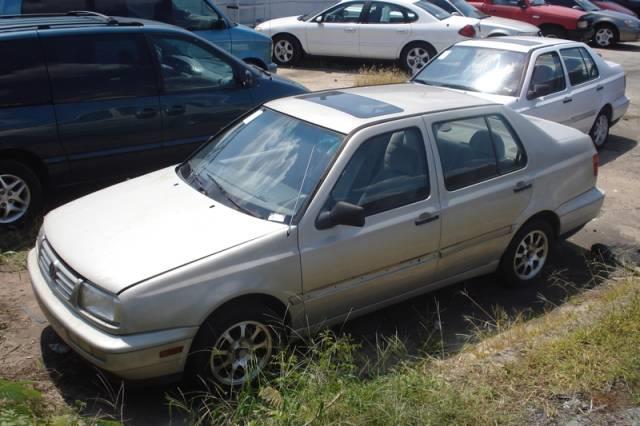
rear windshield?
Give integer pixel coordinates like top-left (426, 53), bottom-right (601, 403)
top-left (414, 1), bottom-right (451, 19)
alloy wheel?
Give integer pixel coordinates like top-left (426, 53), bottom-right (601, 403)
top-left (594, 27), bottom-right (615, 47)
top-left (406, 47), bottom-right (431, 74)
top-left (591, 114), bottom-right (609, 148)
top-left (209, 320), bottom-right (273, 386)
top-left (274, 39), bottom-right (294, 64)
top-left (513, 230), bottom-right (549, 280)
top-left (0, 174), bottom-right (30, 224)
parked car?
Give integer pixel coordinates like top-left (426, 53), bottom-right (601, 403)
top-left (255, 0), bottom-right (482, 73)
top-left (544, 0), bottom-right (640, 47)
top-left (0, 0), bottom-right (276, 72)
top-left (412, 37), bottom-right (629, 148)
top-left (469, 0), bottom-right (595, 39)
top-left (0, 13), bottom-right (306, 227)
top-left (29, 83), bottom-right (604, 385)
top-left (593, 0), bottom-right (638, 18)
top-left (426, 0), bottom-right (542, 36)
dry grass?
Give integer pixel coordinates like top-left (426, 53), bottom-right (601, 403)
top-left (0, 219), bottom-right (40, 272)
top-left (355, 66), bottom-right (409, 87)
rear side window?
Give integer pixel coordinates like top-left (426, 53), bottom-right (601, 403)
top-left (366, 2), bottom-right (418, 23)
top-left (560, 47), bottom-right (599, 86)
top-left (433, 115), bottom-right (526, 191)
top-left (22, 0), bottom-right (88, 13)
top-left (43, 33), bottom-right (157, 103)
top-left (0, 38), bottom-right (51, 108)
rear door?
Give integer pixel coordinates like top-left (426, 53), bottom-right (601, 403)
top-left (42, 30), bottom-right (164, 184)
top-left (149, 32), bottom-right (254, 161)
top-left (305, 1), bottom-right (365, 57)
top-left (559, 46), bottom-right (602, 133)
top-left (358, 2), bottom-right (415, 59)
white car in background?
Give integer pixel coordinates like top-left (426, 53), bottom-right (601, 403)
top-left (413, 37), bottom-right (629, 148)
top-left (255, 0), bottom-right (481, 73)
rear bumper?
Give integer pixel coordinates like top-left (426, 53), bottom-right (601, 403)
top-left (611, 95), bottom-right (630, 126)
top-left (556, 187), bottom-right (605, 236)
top-left (567, 27), bottom-right (595, 41)
top-left (28, 249), bottom-right (197, 381)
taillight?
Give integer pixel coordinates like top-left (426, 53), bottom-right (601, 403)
top-left (593, 153), bottom-right (599, 176)
top-left (458, 25), bottom-right (476, 38)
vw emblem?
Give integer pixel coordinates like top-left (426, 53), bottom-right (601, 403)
top-left (48, 262), bottom-right (57, 281)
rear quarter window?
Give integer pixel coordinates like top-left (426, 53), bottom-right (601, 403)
top-left (0, 38), bottom-right (51, 108)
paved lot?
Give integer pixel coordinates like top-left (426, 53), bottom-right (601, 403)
top-left (0, 42), bottom-right (638, 424)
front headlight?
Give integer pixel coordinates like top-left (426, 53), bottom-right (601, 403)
top-left (78, 283), bottom-right (120, 325)
top-left (577, 20), bottom-right (588, 29)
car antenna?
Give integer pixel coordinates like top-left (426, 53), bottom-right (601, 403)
top-left (287, 145), bottom-right (316, 236)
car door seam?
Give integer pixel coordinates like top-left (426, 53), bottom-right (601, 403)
top-left (439, 225), bottom-right (513, 259)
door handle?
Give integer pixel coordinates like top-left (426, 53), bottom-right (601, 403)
top-left (165, 105), bottom-right (186, 116)
top-left (513, 181), bottom-right (533, 193)
top-left (344, 27), bottom-right (356, 32)
top-left (415, 212), bottom-right (439, 226)
top-left (563, 97), bottom-right (572, 104)
top-left (596, 85), bottom-right (604, 91)
top-left (135, 107), bottom-right (157, 119)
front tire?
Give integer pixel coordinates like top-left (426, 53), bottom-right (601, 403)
top-left (593, 24), bottom-right (618, 48)
top-left (590, 109), bottom-right (610, 149)
top-left (0, 160), bottom-right (42, 228)
top-left (500, 220), bottom-right (554, 287)
top-left (185, 301), bottom-right (283, 388)
top-left (400, 42), bottom-right (435, 75)
top-left (272, 34), bottom-right (303, 66)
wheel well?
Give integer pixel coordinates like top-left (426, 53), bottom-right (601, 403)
top-left (272, 32), bottom-right (305, 54)
top-left (539, 24), bottom-right (566, 34)
top-left (522, 211), bottom-right (560, 238)
top-left (204, 294), bottom-right (291, 328)
top-left (243, 57), bottom-right (268, 71)
top-left (0, 149), bottom-right (48, 186)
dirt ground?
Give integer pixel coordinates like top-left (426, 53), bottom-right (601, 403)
top-left (1, 43), bottom-right (639, 424)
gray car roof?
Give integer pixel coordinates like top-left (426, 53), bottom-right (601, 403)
top-left (266, 83), bottom-right (496, 134)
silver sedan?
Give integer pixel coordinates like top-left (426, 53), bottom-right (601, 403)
top-left (29, 84), bottom-right (603, 387)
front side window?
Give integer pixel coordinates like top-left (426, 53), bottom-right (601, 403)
top-left (0, 38), bottom-right (51, 108)
top-left (151, 35), bottom-right (235, 92)
top-left (170, 0), bottom-right (224, 30)
top-left (561, 47), bottom-right (599, 86)
top-left (44, 33), bottom-right (157, 103)
top-left (414, 46), bottom-right (526, 97)
top-left (327, 128), bottom-right (429, 217)
top-left (527, 52), bottom-right (566, 99)
top-left (323, 2), bottom-right (365, 23)
top-left (433, 115), bottom-right (526, 191)
top-left (182, 109), bottom-right (344, 222)
top-left (366, 2), bottom-right (416, 23)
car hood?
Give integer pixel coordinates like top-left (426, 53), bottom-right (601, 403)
top-left (592, 8), bottom-right (640, 21)
top-left (255, 16), bottom-right (301, 32)
top-left (229, 23), bottom-right (272, 42)
top-left (481, 16), bottom-right (540, 32)
top-left (43, 167), bottom-right (286, 294)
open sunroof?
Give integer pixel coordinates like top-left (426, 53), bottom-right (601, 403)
top-left (299, 91), bottom-right (403, 118)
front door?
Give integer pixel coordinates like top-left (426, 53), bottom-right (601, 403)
top-left (149, 33), bottom-right (255, 162)
top-left (298, 119), bottom-right (441, 325)
top-left (305, 1), bottom-right (365, 56)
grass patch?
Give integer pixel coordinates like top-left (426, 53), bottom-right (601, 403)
top-left (171, 273), bottom-right (640, 425)
top-left (0, 219), bottom-right (40, 272)
top-left (355, 66), bottom-right (409, 87)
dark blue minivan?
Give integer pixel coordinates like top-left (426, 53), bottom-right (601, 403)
top-left (0, 13), bottom-right (306, 227)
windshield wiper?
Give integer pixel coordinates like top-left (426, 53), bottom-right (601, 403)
top-left (205, 172), bottom-right (259, 218)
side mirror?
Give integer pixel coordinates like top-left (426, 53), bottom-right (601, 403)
top-left (241, 69), bottom-right (256, 87)
top-left (316, 201), bottom-right (365, 230)
top-left (313, 15), bottom-right (323, 23)
top-left (212, 19), bottom-right (227, 29)
top-left (527, 83), bottom-right (552, 99)
top-left (517, 0), bottom-right (527, 7)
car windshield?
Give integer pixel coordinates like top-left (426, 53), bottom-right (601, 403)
top-left (413, 46), bottom-right (527, 97)
top-left (575, 0), bottom-right (601, 10)
top-left (415, 1), bottom-right (452, 19)
top-left (299, 6), bottom-right (328, 20)
top-left (181, 108), bottom-right (344, 223)
top-left (451, 0), bottom-right (489, 18)
top-left (530, 0), bottom-right (546, 5)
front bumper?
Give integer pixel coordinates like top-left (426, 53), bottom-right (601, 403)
top-left (567, 27), bottom-right (596, 41)
top-left (28, 249), bottom-right (198, 380)
top-left (619, 27), bottom-right (640, 42)
top-left (556, 187), bottom-right (605, 236)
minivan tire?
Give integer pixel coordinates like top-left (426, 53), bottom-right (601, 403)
top-left (0, 160), bottom-right (42, 228)
top-left (500, 219), bottom-right (554, 287)
top-left (185, 301), bottom-right (284, 389)
top-left (272, 34), bottom-right (303, 66)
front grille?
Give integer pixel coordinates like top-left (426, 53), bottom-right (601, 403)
top-left (38, 239), bottom-right (83, 303)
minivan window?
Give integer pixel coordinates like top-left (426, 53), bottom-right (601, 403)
top-left (151, 35), bottom-right (236, 92)
top-left (0, 38), bottom-right (51, 108)
top-left (171, 0), bottom-right (223, 29)
top-left (43, 33), bottom-right (157, 103)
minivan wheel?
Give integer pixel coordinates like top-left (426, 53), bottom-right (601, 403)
top-left (272, 34), bottom-right (302, 66)
top-left (186, 302), bottom-right (282, 388)
top-left (500, 220), bottom-right (554, 286)
top-left (0, 160), bottom-right (42, 227)
top-left (590, 110), bottom-right (610, 149)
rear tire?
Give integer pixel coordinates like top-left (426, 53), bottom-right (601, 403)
top-left (590, 109), bottom-right (610, 149)
top-left (0, 160), bottom-right (42, 228)
top-left (272, 34), bottom-right (303, 66)
top-left (500, 220), bottom-right (554, 287)
top-left (400, 41), bottom-right (436, 75)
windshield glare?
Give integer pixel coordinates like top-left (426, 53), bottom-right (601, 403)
top-left (414, 46), bottom-right (526, 97)
top-left (415, 1), bottom-right (452, 19)
top-left (451, 0), bottom-right (488, 18)
top-left (183, 109), bottom-right (344, 223)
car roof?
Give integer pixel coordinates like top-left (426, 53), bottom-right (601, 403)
top-left (455, 36), bottom-right (582, 53)
top-left (266, 83), bottom-right (496, 134)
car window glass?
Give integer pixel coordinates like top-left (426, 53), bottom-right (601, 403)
top-left (414, 1), bottom-right (451, 19)
top-left (367, 2), bottom-right (413, 23)
top-left (151, 35), bottom-right (235, 92)
top-left (328, 128), bottom-right (429, 217)
top-left (433, 117), bottom-right (499, 191)
top-left (0, 38), bottom-right (51, 108)
top-left (528, 51), bottom-right (566, 98)
top-left (44, 33), bottom-right (157, 103)
top-left (560, 47), bottom-right (597, 85)
top-left (22, 0), bottom-right (87, 13)
top-left (578, 47), bottom-right (599, 79)
top-left (323, 2), bottom-right (365, 23)
top-left (170, 0), bottom-right (223, 30)
top-left (428, 0), bottom-right (457, 13)
top-left (486, 115), bottom-right (527, 173)
top-left (492, 0), bottom-right (519, 5)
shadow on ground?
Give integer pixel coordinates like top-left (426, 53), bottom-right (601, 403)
top-left (39, 239), bottom-right (616, 424)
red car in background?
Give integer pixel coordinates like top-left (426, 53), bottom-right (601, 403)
top-left (593, 0), bottom-right (638, 16)
top-left (469, 0), bottom-right (595, 39)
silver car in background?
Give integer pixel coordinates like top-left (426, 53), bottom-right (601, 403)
top-left (29, 85), bottom-right (603, 387)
